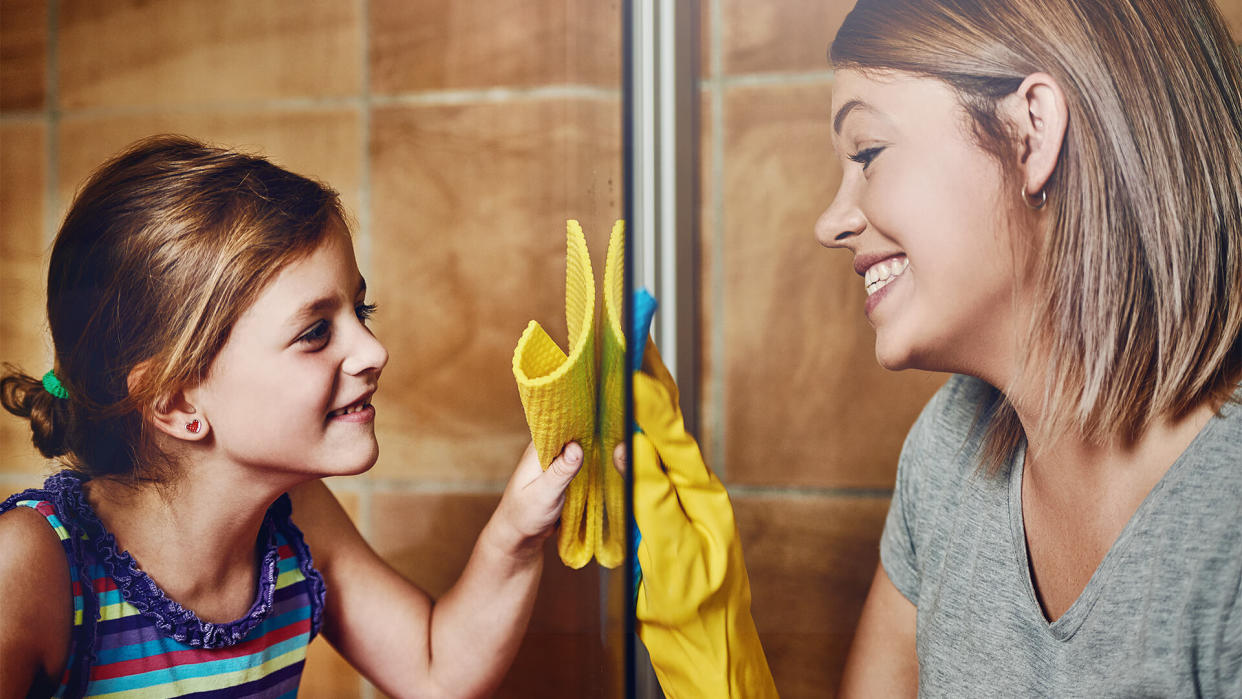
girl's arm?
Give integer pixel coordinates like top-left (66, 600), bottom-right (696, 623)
top-left (838, 563), bottom-right (919, 698)
top-left (288, 442), bottom-right (582, 698)
top-left (0, 508), bottom-right (73, 699)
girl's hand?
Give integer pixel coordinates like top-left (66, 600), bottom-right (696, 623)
top-left (490, 441), bottom-right (584, 558)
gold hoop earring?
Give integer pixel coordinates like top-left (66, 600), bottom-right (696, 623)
top-left (1022, 184), bottom-right (1046, 210)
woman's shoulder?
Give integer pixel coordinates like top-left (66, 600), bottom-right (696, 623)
top-left (904, 374), bottom-right (998, 460)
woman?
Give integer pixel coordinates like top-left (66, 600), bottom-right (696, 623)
top-left (818, 0), bottom-right (1242, 695)
top-left (632, 0), bottom-right (1241, 696)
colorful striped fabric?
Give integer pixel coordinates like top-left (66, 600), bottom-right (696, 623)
top-left (11, 495), bottom-right (320, 698)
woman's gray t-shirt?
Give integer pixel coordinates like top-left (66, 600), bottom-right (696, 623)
top-left (881, 375), bottom-right (1242, 698)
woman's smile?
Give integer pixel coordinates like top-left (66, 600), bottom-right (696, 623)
top-left (863, 258), bottom-right (909, 319)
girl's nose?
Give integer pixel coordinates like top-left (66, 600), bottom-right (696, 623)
top-left (344, 326), bottom-right (389, 376)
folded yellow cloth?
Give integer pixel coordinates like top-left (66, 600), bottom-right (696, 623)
top-left (512, 220), bottom-right (626, 569)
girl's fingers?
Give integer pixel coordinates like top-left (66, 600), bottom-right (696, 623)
top-left (537, 441), bottom-right (583, 500)
top-left (613, 442), bottom-right (627, 477)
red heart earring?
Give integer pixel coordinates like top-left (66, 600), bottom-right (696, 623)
top-left (186, 419), bottom-right (202, 434)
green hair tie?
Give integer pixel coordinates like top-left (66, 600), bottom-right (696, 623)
top-left (42, 370), bottom-right (69, 400)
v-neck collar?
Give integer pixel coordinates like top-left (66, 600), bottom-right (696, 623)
top-left (1006, 409), bottom-right (1225, 641)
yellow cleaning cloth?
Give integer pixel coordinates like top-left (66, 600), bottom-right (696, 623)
top-left (512, 220), bottom-right (626, 568)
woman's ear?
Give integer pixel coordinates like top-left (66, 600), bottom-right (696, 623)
top-left (127, 361), bottom-right (210, 442)
top-left (1004, 72), bottom-right (1069, 200)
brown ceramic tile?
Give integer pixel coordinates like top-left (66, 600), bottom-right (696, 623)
top-left (301, 637), bottom-right (363, 697)
top-left (701, 0), bottom-right (714, 79)
top-left (1219, 0), bottom-right (1242, 41)
top-left (321, 487), bottom-right (361, 524)
top-left (0, 473), bottom-right (49, 495)
top-left (370, 492), bottom-right (611, 697)
top-left (720, 83), bottom-right (945, 489)
top-left (0, 0), bottom-right (46, 110)
top-left (0, 120), bottom-right (53, 476)
top-left (696, 89), bottom-right (719, 464)
top-left (56, 108), bottom-right (363, 225)
top-left (733, 495), bottom-right (889, 698)
top-left (370, 0), bottom-right (621, 92)
top-left (721, 0), bottom-right (851, 75)
top-left (298, 487), bottom-right (364, 693)
top-left (58, 0), bottom-right (361, 110)
top-left (369, 98), bottom-right (622, 482)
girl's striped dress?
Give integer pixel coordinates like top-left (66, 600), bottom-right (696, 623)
top-left (0, 471), bottom-right (327, 698)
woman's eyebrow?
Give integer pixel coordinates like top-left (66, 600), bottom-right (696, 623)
top-left (833, 98), bottom-right (872, 134)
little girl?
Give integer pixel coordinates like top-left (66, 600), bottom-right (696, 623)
top-left (0, 135), bottom-right (584, 698)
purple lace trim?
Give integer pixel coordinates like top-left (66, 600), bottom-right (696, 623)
top-left (3, 470), bottom-right (329, 696)
top-left (55, 471), bottom-right (287, 648)
top-left (267, 489), bottom-right (328, 639)
top-left (25, 471), bottom-right (331, 646)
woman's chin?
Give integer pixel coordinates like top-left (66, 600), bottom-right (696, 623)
top-left (874, 333), bottom-right (917, 371)
top-left (874, 333), bottom-right (946, 373)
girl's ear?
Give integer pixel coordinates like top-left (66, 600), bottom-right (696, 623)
top-left (127, 360), bottom-right (210, 442)
top-left (150, 392), bottom-right (210, 442)
top-left (1003, 71), bottom-right (1069, 201)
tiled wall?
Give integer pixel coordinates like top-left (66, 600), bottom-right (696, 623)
top-left (697, 1), bottom-right (1242, 697)
top-left (0, 1), bottom-right (621, 697)
top-left (5, 1), bottom-right (1242, 697)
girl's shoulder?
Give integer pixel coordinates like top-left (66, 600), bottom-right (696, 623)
top-left (0, 494), bottom-right (74, 691)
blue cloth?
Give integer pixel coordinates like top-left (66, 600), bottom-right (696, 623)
top-left (631, 288), bottom-right (657, 599)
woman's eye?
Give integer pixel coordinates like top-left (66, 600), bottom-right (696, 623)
top-left (298, 321), bottom-right (330, 346)
top-left (848, 146), bottom-right (884, 171)
top-left (356, 302), bottom-right (378, 323)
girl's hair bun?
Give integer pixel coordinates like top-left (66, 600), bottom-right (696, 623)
top-left (0, 365), bottom-right (74, 459)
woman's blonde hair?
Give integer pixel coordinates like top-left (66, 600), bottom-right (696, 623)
top-left (0, 135), bottom-right (344, 483)
top-left (832, 0), bottom-right (1242, 469)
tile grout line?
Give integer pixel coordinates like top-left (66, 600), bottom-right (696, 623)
top-left (373, 84), bottom-right (621, 106)
top-left (709, 0), bottom-right (726, 481)
top-left (44, 85), bottom-right (625, 123)
top-left (725, 484), bottom-right (894, 500)
top-left (40, 0), bottom-right (60, 416)
top-left (356, 0), bottom-right (376, 540)
top-left (44, 0), bottom-right (60, 252)
top-left (699, 69), bottom-right (835, 90)
top-left (0, 110), bottom-right (44, 121)
top-left (358, 2), bottom-right (376, 697)
top-left (354, 479), bottom-right (509, 494)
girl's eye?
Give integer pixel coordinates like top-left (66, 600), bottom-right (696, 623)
top-left (298, 321), bottom-right (330, 346)
top-left (848, 146), bottom-right (884, 171)
top-left (298, 303), bottom-right (377, 348)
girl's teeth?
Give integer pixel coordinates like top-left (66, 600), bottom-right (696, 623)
top-left (331, 402), bottom-right (369, 417)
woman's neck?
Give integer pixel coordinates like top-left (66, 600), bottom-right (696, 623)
top-left (1005, 383), bottom-right (1219, 491)
top-left (83, 457), bottom-right (297, 622)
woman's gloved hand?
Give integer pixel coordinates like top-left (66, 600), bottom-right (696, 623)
top-left (633, 340), bottom-right (779, 698)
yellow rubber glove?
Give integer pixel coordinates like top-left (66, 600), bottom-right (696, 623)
top-left (634, 341), bottom-right (779, 698)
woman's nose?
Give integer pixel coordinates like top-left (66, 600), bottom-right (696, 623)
top-left (814, 182), bottom-right (866, 248)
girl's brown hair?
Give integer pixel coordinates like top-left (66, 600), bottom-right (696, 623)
top-left (1, 135), bottom-right (343, 482)
top-left (832, 0), bottom-right (1242, 469)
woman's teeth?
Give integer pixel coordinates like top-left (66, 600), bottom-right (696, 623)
top-left (865, 257), bottom-right (909, 296)
top-left (329, 402), bottom-right (370, 418)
